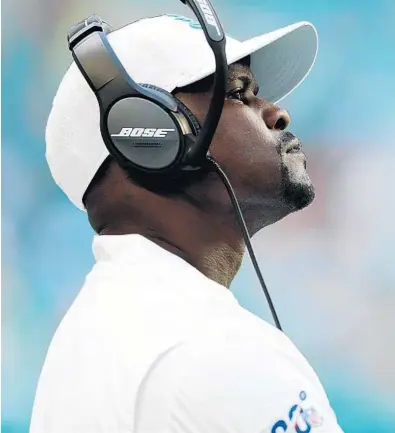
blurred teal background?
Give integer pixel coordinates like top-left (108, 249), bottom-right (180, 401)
top-left (2, 0), bottom-right (395, 431)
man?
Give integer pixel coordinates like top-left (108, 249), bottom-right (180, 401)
top-left (30, 13), bottom-right (344, 433)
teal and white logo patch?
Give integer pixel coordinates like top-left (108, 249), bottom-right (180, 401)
top-left (166, 14), bottom-right (203, 30)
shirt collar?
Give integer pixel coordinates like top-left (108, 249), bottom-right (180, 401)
top-left (92, 234), bottom-right (237, 302)
top-left (93, 233), bottom-right (166, 264)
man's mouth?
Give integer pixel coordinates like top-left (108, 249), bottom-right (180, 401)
top-left (283, 138), bottom-right (302, 154)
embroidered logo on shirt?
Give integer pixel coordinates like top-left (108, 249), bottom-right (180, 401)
top-left (271, 391), bottom-right (324, 433)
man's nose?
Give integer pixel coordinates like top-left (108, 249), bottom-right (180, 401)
top-left (261, 102), bottom-right (291, 131)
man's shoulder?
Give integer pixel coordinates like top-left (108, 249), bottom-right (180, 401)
top-left (137, 336), bottom-right (343, 433)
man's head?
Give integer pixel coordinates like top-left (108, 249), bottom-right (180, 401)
top-left (83, 55), bottom-right (315, 236)
top-left (46, 13), bottom-right (318, 284)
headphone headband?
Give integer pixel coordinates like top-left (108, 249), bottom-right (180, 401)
top-left (68, 19), bottom-right (179, 113)
top-left (68, 0), bottom-right (228, 169)
top-left (180, 0), bottom-right (228, 162)
top-left (67, 15), bottom-right (113, 50)
top-left (180, 0), bottom-right (224, 42)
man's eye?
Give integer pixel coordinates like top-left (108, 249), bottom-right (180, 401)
top-left (227, 88), bottom-right (244, 101)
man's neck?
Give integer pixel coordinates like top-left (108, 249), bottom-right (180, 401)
top-left (100, 214), bottom-right (245, 288)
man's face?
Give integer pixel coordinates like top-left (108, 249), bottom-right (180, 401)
top-left (175, 60), bottom-right (315, 234)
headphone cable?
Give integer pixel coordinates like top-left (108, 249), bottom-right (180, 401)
top-left (206, 156), bottom-right (283, 331)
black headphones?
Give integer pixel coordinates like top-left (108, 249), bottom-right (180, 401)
top-left (67, 0), bottom-right (283, 331)
top-left (67, 0), bottom-right (227, 177)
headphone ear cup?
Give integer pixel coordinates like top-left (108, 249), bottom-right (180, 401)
top-left (174, 97), bottom-right (201, 136)
top-left (140, 84), bottom-right (201, 136)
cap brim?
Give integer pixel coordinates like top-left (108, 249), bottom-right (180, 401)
top-left (241, 22), bottom-right (318, 103)
top-left (177, 21), bottom-right (318, 104)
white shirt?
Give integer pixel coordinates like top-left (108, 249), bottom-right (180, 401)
top-left (30, 234), bottom-right (343, 433)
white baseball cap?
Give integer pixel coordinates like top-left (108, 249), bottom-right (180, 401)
top-left (46, 14), bottom-right (318, 211)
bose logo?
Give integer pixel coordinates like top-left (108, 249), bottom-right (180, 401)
top-left (111, 128), bottom-right (175, 138)
top-left (195, 0), bottom-right (221, 36)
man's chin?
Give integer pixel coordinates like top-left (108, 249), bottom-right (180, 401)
top-left (281, 160), bottom-right (315, 211)
top-left (283, 178), bottom-right (315, 211)
top-left (237, 158), bottom-right (315, 236)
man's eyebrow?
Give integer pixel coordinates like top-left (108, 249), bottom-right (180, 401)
top-left (233, 73), bottom-right (260, 94)
top-left (228, 62), bottom-right (259, 92)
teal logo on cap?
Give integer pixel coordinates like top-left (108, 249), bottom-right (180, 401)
top-left (166, 14), bottom-right (202, 30)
